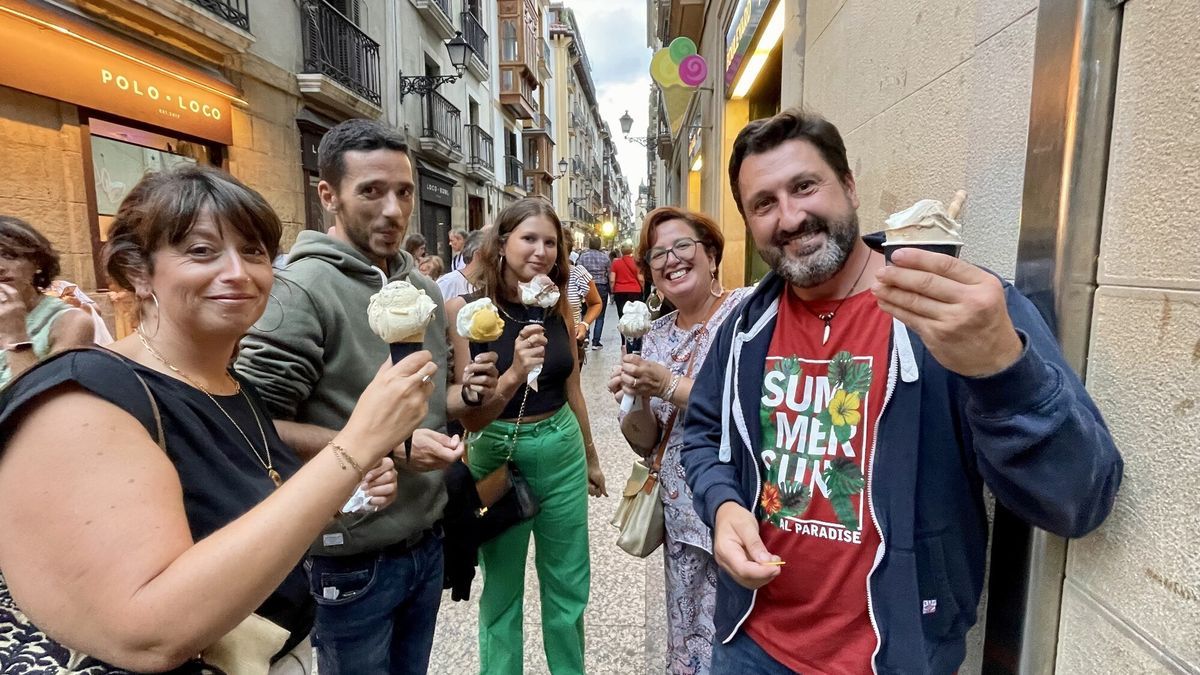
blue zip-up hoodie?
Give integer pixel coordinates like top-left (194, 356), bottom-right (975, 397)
top-left (680, 259), bottom-right (1123, 674)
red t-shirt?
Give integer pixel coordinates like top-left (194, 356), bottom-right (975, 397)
top-left (611, 255), bottom-right (643, 293)
top-left (744, 286), bottom-right (892, 674)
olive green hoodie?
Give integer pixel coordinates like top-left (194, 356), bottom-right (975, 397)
top-left (236, 230), bottom-right (449, 556)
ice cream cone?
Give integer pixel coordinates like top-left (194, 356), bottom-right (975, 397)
top-left (389, 334), bottom-right (426, 364)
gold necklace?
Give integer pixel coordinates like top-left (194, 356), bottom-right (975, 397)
top-left (136, 329), bottom-right (281, 487)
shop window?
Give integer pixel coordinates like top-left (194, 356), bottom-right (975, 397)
top-left (85, 117), bottom-right (220, 287)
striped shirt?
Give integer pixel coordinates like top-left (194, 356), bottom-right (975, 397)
top-left (568, 265), bottom-right (594, 324)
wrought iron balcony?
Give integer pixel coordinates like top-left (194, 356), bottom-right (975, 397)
top-left (301, 0), bottom-right (381, 106)
top-left (423, 91), bottom-right (462, 151)
top-left (505, 155), bottom-right (523, 188)
top-left (461, 11), bottom-right (488, 67)
top-left (187, 0), bottom-right (250, 30)
top-left (466, 124), bottom-right (494, 171)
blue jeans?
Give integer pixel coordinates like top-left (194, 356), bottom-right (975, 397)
top-left (591, 291), bottom-right (609, 346)
top-left (308, 533), bottom-right (444, 675)
top-left (711, 631), bottom-right (799, 674)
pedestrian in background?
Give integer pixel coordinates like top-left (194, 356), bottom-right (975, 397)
top-left (609, 207), bottom-right (753, 675)
top-left (238, 119), bottom-right (499, 675)
top-left (0, 164), bottom-right (428, 673)
top-left (445, 197), bottom-right (607, 675)
top-left (576, 236), bottom-right (611, 349)
top-left (610, 242), bottom-right (643, 319)
top-left (449, 227), bottom-right (468, 271)
top-left (419, 254), bottom-right (444, 281)
top-left (404, 232), bottom-right (427, 259)
top-left (565, 243), bottom-right (601, 366)
top-left (0, 215), bottom-right (95, 388)
top-left (437, 229), bottom-right (482, 302)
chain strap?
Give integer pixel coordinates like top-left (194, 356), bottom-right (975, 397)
top-left (505, 384), bottom-right (532, 461)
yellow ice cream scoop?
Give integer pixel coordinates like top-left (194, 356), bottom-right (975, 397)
top-left (457, 297), bottom-right (505, 342)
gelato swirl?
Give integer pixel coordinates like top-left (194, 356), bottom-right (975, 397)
top-left (618, 301), bottom-right (653, 339)
top-left (519, 274), bottom-right (560, 308)
top-left (456, 297), bottom-right (505, 343)
top-left (367, 280), bottom-right (438, 343)
top-left (883, 199), bottom-right (963, 246)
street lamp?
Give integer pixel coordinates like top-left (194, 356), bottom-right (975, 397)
top-left (399, 32), bottom-right (471, 100)
top-left (618, 110), bottom-right (653, 148)
top-left (548, 158), bottom-right (569, 181)
top-left (600, 221), bottom-right (616, 238)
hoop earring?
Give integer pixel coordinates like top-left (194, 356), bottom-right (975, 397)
top-left (257, 293), bottom-right (285, 333)
top-left (647, 291), bottom-right (663, 313)
top-left (139, 291), bottom-right (162, 338)
top-left (709, 271), bottom-right (723, 298)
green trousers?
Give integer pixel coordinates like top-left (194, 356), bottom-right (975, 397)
top-left (467, 404), bottom-right (591, 675)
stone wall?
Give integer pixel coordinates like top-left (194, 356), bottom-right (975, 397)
top-left (1059, 0), bottom-right (1200, 671)
top-left (225, 68), bottom-right (307, 250)
top-left (0, 86), bottom-right (94, 289)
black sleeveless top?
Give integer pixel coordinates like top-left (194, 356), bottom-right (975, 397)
top-left (0, 349), bottom-right (312, 668)
top-left (466, 296), bottom-right (573, 419)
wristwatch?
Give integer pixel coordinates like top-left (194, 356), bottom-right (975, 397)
top-left (2, 341), bottom-right (33, 353)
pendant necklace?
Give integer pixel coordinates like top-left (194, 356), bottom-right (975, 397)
top-left (797, 254), bottom-right (872, 346)
top-left (137, 329), bottom-right (282, 487)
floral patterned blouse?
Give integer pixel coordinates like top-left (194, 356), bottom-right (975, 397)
top-left (632, 286), bottom-right (752, 552)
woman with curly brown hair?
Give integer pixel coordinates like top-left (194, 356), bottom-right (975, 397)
top-left (0, 216), bottom-right (94, 388)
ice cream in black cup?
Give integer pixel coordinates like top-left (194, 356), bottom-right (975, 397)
top-left (883, 243), bottom-right (963, 264)
top-left (456, 297), bottom-right (506, 402)
top-left (882, 197), bottom-right (965, 266)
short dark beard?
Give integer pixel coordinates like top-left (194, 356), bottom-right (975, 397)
top-left (760, 213), bottom-right (859, 288)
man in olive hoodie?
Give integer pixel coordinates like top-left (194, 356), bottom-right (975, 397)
top-left (237, 119), bottom-right (496, 674)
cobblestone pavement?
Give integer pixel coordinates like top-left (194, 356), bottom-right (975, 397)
top-left (429, 304), bottom-right (668, 674)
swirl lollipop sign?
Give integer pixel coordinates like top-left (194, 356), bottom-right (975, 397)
top-left (651, 37), bottom-right (708, 135)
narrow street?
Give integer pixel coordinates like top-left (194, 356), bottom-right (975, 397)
top-left (430, 305), bottom-right (668, 674)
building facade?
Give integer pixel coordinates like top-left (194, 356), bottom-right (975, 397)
top-left (0, 0), bottom-right (634, 329)
top-left (647, 0), bottom-right (1200, 673)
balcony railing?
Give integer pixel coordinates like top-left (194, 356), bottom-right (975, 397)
top-left (423, 91), bottom-right (462, 151)
top-left (188, 0), bottom-right (250, 30)
top-left (466, 124), bottom-right (494, 169)
top-left (461, 11), bottom-right (488, 67)
top-left (505, 155), bottom-right (523, 187)
top-left (302, 1), bottom-right (381, 106)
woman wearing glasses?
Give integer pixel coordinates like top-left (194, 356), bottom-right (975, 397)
top-left (608, 207), bottom-right (752, 675)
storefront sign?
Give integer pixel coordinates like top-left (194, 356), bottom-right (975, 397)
top-left (300, 129), bottom-right (323, 173)
top-left (0, 3), bottom-right (236, 144)
top-left (724, 0), bottom-right (775, 87)
top-left (420, 174), bottom-right (455, 207)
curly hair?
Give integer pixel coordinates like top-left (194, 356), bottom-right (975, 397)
top-left (0, 215), bottom-right (61, 291)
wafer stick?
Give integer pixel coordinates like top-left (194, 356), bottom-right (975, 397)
top-left (947, 189), bottom-right (968, 220)
top-left (758, 560), bottom-right (787, 566)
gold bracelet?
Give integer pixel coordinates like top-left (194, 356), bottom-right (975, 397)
top-left (329, 442), bottom-right (366, 480)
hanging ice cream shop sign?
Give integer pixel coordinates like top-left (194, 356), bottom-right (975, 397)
top-left (0, 2), bottom-right (236, 144)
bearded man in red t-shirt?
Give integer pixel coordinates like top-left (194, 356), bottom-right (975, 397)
top-left (680, 109), bottom-right (1123, 675)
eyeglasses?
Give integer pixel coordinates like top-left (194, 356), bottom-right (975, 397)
top-left (645, 237), bottom-right (699, 270)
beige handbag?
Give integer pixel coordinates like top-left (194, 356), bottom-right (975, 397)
top-left (612, 353), bottom-right (694, 558)
top-left (202, 614), bottom-right (291, 675)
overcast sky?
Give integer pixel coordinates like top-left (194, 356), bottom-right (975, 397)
top-left (565, 0), bottom-right (653, 200)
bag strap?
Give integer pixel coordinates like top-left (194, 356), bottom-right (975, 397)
top-left (86, 347), bottom-right (166, 451)
top-left (644, 351), bottom-right (700, 492)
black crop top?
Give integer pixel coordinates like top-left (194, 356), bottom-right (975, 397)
top-left (0, 349), bottom-right (312, 665)
top-left (467, 296), bottom-right (573, 419)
